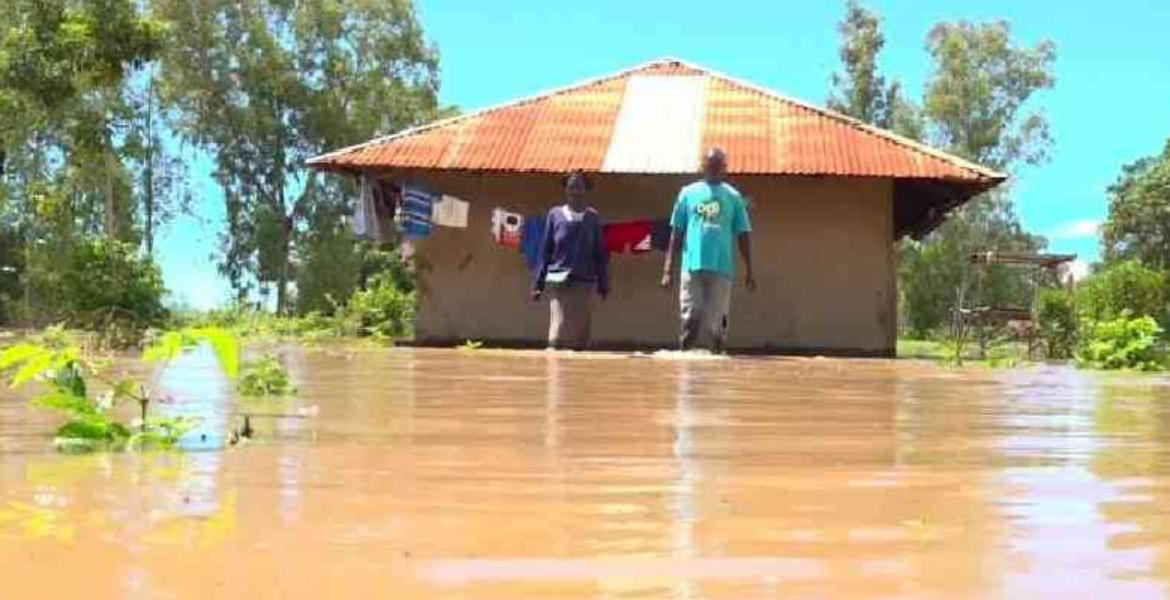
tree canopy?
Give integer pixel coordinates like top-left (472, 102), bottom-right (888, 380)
top-left (154, 0), bottom-right (443, 312)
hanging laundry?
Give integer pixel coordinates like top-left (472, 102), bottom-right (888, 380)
top-left (520, 213), bottom-right (548, 272)
top-left (603, 220), bottom-right (653, 254)
top-left (491, 208), bottom-right (524, 248)
top-left (650, 218), bottom-right (672, 252)
top-left (431, 194), bottom-right (470, 228)
top-left (397, 185), bottom-right (436, 239)
top-left (351, 175), bottom-right (383, 242)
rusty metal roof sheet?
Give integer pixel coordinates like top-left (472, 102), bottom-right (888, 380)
top-left (308, 58), bottom-right (1005, 185)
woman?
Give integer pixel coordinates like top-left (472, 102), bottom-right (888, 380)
top-left (532, 171), bottom-right (610, 350)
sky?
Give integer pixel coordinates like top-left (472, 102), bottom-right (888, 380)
top-left (156, 0), bottom-right (1170, 309)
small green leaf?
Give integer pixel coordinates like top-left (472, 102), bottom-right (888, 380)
top-left (0, 344), bottom-right (42, 370)
top-left (142, 331), bottom-right (187, 363)
top-left (10, 351), bottom-right (54, 388)
top-left (30, 391), bottom-right (98, 417)
top-left (191, 328), bottom-right (239, 379)
top-left (53, 362), bottom-right (87, 399)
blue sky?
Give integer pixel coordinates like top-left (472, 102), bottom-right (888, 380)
top-left (157, 0), bottom-right (1170, 308)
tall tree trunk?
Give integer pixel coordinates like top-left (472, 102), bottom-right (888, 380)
top-left (104, 146), bottom-right (116, 239)
top-left (275, 219), bottom-right (291, 314)
top-left (143, 76), bottom-right (156, 254)
top-left (103, 91), bottom-right (116, 240)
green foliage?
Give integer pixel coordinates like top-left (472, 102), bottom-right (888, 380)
top-left (53, 238), bottom-right (168, 339)
top-left (1076, 260), bottom-right (1168, 324)
top-left (1101, 139), bottom-right (1170, 270)
top-left (1036, 287), bottom-right (1078, 359)
top-left (1076, 312), bottom-right (1167, 371)
top-left (238, 355), bottom-right (295, 398)
top-left (899, 197), bottom-right (1046, 337)
top-left (154, 0), bottom-right (442, 312)
top-left (922, 21), bottom-right (1056, 170)
top-left (827, 7), bottom-right (1058, 338)
top-left (0, 338), bottom-right (132, 447)
top-left (827, 0), bottom-right (923, 139)
top-left (0, 325), bottom-right (241, 451)
top-left (343, 272), bottom-right (416, 341)
top-left (143, 327), bottom-right (240, 380)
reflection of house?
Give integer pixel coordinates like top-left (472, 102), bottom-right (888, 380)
top-left (309, 58), bottom-right (1005, 355)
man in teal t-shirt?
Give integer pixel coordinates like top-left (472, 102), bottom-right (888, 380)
top-left (661, 147), bottom-right (756, 353)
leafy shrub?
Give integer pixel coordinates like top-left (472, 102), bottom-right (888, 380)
top-left (343, 272), bottom-right (416, 340)
top-left (1077, 260), bottom-right (1168, 324)
top-left (238, 354), bottom-right (296, 397)
top-left (1076, 312), bottom-right (1167, 371)
top-left (1037, 288), bottom-right (1078, 359)
top-left (55, 239), bottom-right (168, 343)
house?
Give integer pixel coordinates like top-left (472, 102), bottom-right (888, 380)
top-left (307, 58), bottom-right (1005, 356)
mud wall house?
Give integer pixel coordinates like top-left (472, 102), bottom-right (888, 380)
top-left (308, 58), bottom-right (1005, 356)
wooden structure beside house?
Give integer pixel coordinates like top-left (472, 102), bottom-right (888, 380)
top-left (308, 58), bottom-right (1006, 356)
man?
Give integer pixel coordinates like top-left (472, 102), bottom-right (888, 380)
top-left (661, 147), bottom-right (756, 353)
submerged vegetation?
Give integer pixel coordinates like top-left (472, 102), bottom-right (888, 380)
top-left (0, 326), bottom-right (239, 451)
top-left (238, 355), bottom-right (296, 398)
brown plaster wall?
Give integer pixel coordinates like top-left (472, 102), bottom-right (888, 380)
top-left (392, 171), bottom-right (895, 355)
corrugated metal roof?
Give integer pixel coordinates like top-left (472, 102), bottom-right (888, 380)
top-left (308, 58), bottom-right (1006, 184)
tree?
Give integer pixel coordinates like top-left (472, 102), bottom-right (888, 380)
top-left (1101, 139), bottom-right (1170, 270)
top-left (122, 68), bottom-right (192, 255)
top-left (0, 0), bottom-right (165, 240)
top-left (897, 20), bottom-right (1056, 336)
top-left (827, 0), bottom-right (924, 139)
top-left (155, 0), bottom-right (442, 313)
top-left (922, 21), bottom-right (1056, 170)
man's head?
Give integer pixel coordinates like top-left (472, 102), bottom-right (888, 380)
top-left (703, 147), bottom-right (728, 183)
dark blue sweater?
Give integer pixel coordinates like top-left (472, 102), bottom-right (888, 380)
top-left (533, 205), bottom-right (610, 294)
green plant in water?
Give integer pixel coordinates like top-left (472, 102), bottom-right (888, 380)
top-left (0, 327), bottom-right (240, 451)
top-left (459, 340), bottom-right (484, 351)
top-left (238, 354), bottom-right (296, 397)
top-left (1076, 311), bottom-right (1167, 371)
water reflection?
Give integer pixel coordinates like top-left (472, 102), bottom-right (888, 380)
top-left (1, 348), bottom-right (1170, 599)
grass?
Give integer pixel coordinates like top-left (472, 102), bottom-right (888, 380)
top-left (897, 337), bottom-right (1033, 368)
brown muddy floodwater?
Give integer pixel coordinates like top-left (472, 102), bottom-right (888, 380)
top-left (2, 347), bottom-right (1170, 599)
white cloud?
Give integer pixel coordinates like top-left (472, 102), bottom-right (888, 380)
top-left (1047, 219), bottom-right (1101, 241)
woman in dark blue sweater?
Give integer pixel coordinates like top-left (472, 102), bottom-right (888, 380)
top-left (532, 171), bottom-right (610, 350)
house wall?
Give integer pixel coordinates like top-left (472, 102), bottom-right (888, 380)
top-left (392, 171), bottom-right (896, 356)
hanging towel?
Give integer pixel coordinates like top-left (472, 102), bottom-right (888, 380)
top-left (603, 220), bottom-right (653, 254)
top-left (491, 208), bottom-right (524, 247)
top-left (351, 176), bottom-right (383, 242)
top-left (520, 213), bottom-right (547, 272)
top-left (431, 194), bottom-right (470, 228)
top-left (397, 185), bottom-right (436, 239)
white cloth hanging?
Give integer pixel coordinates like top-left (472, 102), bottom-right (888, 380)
top-left (352, 175), bottom-right (383, 242)
top-left (431, 194), bottom-right (470, 228)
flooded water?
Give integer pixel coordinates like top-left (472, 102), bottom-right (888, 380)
top-left (2, 347), bottom-right (1170, 599)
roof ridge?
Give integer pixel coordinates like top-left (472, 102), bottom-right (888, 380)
top-left (674, 57), bottom-right (1006, 181)
top-left (308, 57), bottom-right (686, 166)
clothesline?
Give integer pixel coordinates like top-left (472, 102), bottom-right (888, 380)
top-left (349, 174), bottom-right (672, 269)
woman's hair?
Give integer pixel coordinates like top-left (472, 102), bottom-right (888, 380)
top-left (561, 169), bottom-right (593, 191)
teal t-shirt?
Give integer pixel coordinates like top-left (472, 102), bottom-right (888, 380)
top-left (670, 180), bottom-right (752, 277)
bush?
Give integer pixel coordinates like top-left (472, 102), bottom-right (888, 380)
top-left (1036, 287), bottom-right (1078, 359)
top-left (343, 272), bottom-right (416, 340)
top-left (238, 354), bottom-right (296, 397)
top-left (1076, 312), bottom-right (1167, 371)
top-left (1077, 260), bottom-right (1168, 324)
top-left (54, 239), bottom-right (168, 341)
